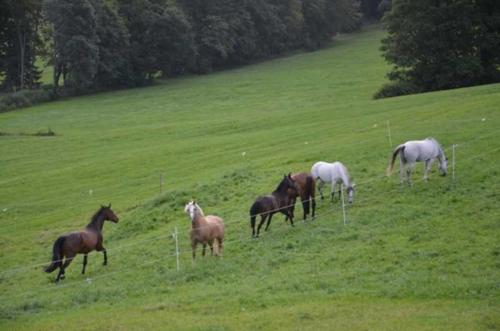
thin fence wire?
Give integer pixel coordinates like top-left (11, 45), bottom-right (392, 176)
top-left (2, 144), bottom-right (499, 279)
top-left (1, 123), bottom-right (498, 277)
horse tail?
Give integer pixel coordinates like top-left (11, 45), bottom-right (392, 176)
top-left (250, 202), bottom-right (259, 229)
top-left (386, 144), bottom-right (405, 176)
top-left (44, 236), bottom-right (65, 273)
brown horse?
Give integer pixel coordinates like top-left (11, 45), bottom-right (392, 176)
top-left (290, 172), bottom-right (316, 221)
top-left (44, 204), bottom-right (119, 282)
top-left (250, 174), bottom-right (299, 238)
top-left (184, 201), bottom-right (224, 260)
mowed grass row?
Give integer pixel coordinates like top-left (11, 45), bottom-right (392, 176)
top-left (1, 26), bottom-right (499, 330)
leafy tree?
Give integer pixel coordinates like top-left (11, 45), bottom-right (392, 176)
top-left (118, 0), bottom-right (194, 84)
top-left (380, 0), bottom-right (500, 95)
top-left (91, 0), bottom-right (131, 88)
top-left (43, 0), bottom-right (99, 90)
top-left (0, 0), bottom-right (42, 91)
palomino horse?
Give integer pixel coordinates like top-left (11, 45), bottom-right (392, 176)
top-left (311, 161), bottom-right (355, 203)
top-left (44, 204), bottom-right (119, 282)
top-left (387, 137), bottom-right (447, 185)
top-left (184, 201), bottom-right (224, 260)
top-left (289, 172), bottom-right (316, 221)
top-left (250, 174), bottom-right (298, 238)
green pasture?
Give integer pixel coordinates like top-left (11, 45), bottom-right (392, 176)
top-left (0, 26), bottom-right (499, 330)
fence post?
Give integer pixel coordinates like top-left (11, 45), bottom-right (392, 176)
top-left (174, 227), bottom-right (180, 271)
top-left (340, 184), bottom-right (347, 225)
top-left (452, 144), bottom-right (456, 181)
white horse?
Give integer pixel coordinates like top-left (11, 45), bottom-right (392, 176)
top-left (311, 161), bottom-right (355, 203)
top-left (386, 137), bottom-right (447, 185)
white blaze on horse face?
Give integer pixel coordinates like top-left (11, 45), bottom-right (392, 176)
top-left (185, 202), bottom-right (196, 220)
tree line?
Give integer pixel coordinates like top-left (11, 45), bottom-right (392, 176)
top-left (376, 0), bottom-right (500, 98)
top-left (1, 0), bottom-right (370, 93)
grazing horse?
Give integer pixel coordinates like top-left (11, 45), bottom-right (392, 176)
top-left (184, 201), bottom-right (224, 260)
top-left (289, 172), bottom-right (316, 221)
top-left (44, 204), bottom-right (119, 282)
top-left (311, 161), bottom-right (355, 203)
top-left (250, 174), bottom-right (298, 238)
top-left (387, 137), bottom-right (448, 185)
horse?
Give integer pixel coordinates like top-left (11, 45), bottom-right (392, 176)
top-left (386, 137), bottom-right (448, 185)
top-left (249, 174), bottom-right (299, 238)
top-left (44, 204), bottom-right (119, 282)
top-left (184, 201), bottom-right (224, 260)
top-left (289, 172), bottom-right (316, 221)
top-left (311, 161), bottom-right (355, 203)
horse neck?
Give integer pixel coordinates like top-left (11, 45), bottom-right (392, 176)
top-left (338, 168), bottom-right (351, 188)
top-left (191, 211), bottom-right (207, 229)
top-left (86, 211), bottom-right (105, 232)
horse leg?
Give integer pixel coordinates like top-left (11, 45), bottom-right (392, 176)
top-left (407, 163), bottom-right (414, 186)
top-left (57, 254), bottom-right (75, 282)
top-left (192, 242), bottom-right (197, 261)
top-left (218, 238), bottom-right (224, 257)
top-left (256, 215), bottom-right (267, 237)
top-left (102, 248), bottom-right (107, 266)
top-left (81, 254), bottom-right (88, 274)
top-left (265, 214), bottom-right (274, 231)
top-left (288, 209), bottom-right (295, 227)
top-left (423, 159), bottom-right (434, 181)
top-left (311, 196), bottom-right (316, 219)
top-left (317, 180), bottom-right (325, 200)
top-left (301, 197), bottom-right (308, 221)
top-left (202, 243), bottom-right (207, 257)
top-left (209, 240), bottom-right (214, 256)
top-left (330, 182), bottom-right (336, 202)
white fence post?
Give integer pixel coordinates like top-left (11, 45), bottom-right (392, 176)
top-left (174, 227), bottom-right (180, 271)
top-left (340, 184), bottom-right (347, 225)
top-left (452, 144), bottom-right (456, 181)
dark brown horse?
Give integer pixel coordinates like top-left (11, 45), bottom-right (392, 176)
top-left (44, 204), bottom-right (119, 282)
top-left (290, 172), bottom-right (316, 221)
top-left (250, 174), bottom-right (298, 238)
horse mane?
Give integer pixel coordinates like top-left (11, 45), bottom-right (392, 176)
top-left (87, 206), bottom-right (107, 228)
top-left (195, 203), bottom-right (205, 217)
top-left (274, 176), bottom-right (290, 193)
top-left (426, 137), bottom-right (444, 153)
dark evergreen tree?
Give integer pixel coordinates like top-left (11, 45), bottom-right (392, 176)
top-left (379, 0), bottom-right (500, 96)
top-left (118, 0), bottom-right (194, 84)
top-left (0, 0), bottom-right (42, 91)
top-left (43, 0), bottom-right (99, 90)
top-left (91, 0), bottom-right (131, 88)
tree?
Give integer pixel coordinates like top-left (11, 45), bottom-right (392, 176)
top-left (118, 0), bottom-right (194, 84)
top-left (0, 0), bottom-right (42, 91)
top-left (43, 0), bottom-right (99, 91)
top-left (379, 0), bottom-right (500, 96)
top-left (91, 0), bottom-right (131, 88)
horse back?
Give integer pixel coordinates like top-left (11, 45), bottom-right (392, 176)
top-left (206, 215), bottom-right (224, 236)
top-left (291, 172), bottom-right (315, 198)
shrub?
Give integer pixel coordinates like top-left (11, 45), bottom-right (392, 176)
top-left (0, 88), bottom-right (55, 112)
top-left (373, 81), bottom-right (421, 99)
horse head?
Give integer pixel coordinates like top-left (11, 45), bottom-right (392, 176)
top-left (438, 146), bottom-right (448, 177)
top-left (184, 200), bottom-right (202, 221)
top-left (347, 184), bottom-right (355, 204)
top-left (102, 204), bottom-right (119, 223)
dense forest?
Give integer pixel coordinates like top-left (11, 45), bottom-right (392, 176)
top-left (2, 0), bottom-right (388, 94)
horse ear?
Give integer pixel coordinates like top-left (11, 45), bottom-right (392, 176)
top-left (108, 203), bottom-right (111, 208)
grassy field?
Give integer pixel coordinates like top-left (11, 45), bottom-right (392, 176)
top-left (1, 26), bottom-right (499, 330)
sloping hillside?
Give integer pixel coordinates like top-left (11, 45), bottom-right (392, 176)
top-left (0, 26), bottom-right (499, 330)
